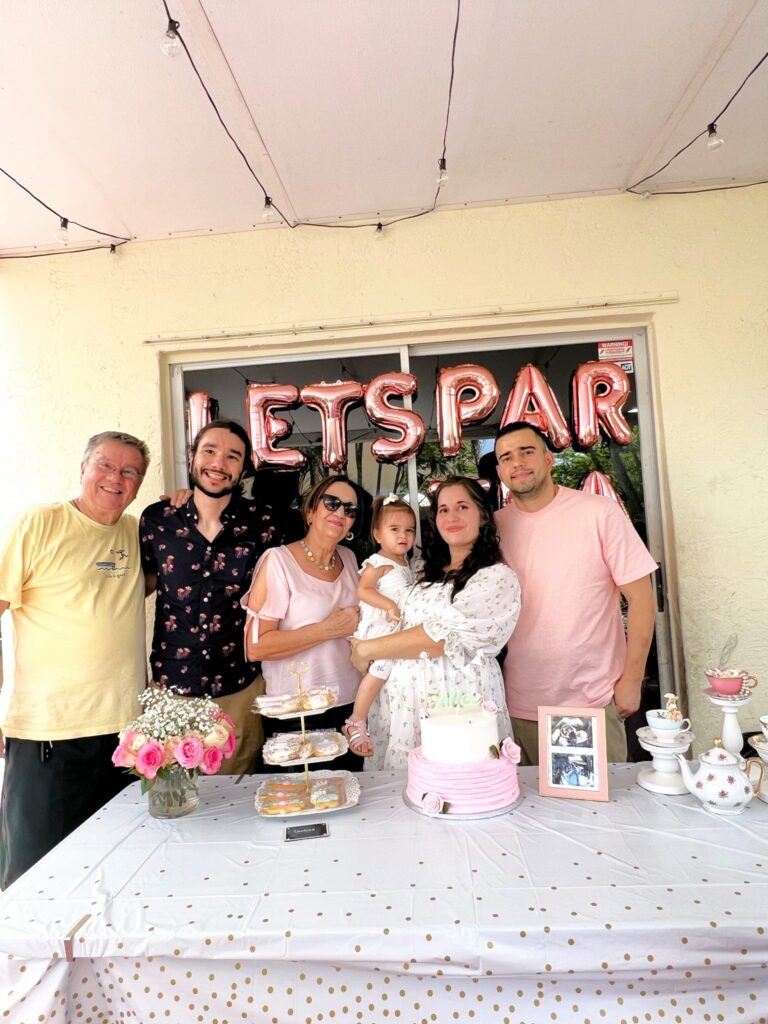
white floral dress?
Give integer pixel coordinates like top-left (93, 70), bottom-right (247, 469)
top-left (366, 563), bottom-right (521, 770)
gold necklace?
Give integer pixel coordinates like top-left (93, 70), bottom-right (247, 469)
top-left (300, 539), bottom-right (337, 572)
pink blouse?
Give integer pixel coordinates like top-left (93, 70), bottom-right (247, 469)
top-left (244, 544), bottom-right (362, 704)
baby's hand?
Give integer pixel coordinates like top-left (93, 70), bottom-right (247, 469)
top-left (385, 601), bottom-right (400, 623)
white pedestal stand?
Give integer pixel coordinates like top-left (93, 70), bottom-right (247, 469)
top-left (704, 689), bottom-right (753, 758)
top-left (636, 727), bottom-right (694, 795)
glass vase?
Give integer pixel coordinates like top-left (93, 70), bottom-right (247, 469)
top-left (147, 766), bottom-right (200, 819)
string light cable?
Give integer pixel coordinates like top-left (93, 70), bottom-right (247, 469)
top-left (627, 47), bottom-right (768, 196)
top-left (160, 0), bottom-right (461, 233)
top-left (0, 166), bottom-right (131, 258)
top-left (161, 0), bottom-right (293, 228)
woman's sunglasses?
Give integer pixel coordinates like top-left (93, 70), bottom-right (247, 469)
top-left (321, 494), bottom-right (359, 519)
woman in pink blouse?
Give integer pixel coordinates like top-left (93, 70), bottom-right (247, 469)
top-left (245, 476), bottom-right (364, 770)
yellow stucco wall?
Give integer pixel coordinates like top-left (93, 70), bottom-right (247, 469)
top-left (1, 188), bottom-right (766, 746)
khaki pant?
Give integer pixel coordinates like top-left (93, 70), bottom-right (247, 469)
top-left (512, 700), bottom-right (628, 766)
top-left (214, 676), bottom-right (266, 776)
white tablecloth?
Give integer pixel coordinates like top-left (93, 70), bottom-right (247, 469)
top-left (1, 766), bottom-right (767, 1024)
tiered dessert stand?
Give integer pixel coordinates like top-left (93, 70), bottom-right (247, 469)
top-left (255, 661), bottom-right (360, 818)
top-left (635, 726), bottom-right (695, 795)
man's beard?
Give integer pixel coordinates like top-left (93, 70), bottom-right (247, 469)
top-left (190, 468), bottom-right (240, 499)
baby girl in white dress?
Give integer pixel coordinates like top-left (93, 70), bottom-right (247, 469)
top-left (343, 495), bottom-right (416, 756)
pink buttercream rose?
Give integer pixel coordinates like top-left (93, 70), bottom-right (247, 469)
top-left (482, 701), bottom-right (499, 715)
top-left (134, 739), bottom-right (165, 780)
top-left (111, 742), bottom-right (136, 769)
top-left (175, 736), bottom-right (205, 769)
top-left (421, 792), bottom-right (444, 817)
top-left (200, 746), bottom-right (224, 775)
top-left (500, 737), bottom-right (521, 765)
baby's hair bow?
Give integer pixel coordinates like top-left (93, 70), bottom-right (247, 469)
top-left (382, 493), bottom-right (399, 505)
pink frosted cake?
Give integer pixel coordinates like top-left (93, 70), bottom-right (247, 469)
top-left (404, 705), bottom-right (521, 817)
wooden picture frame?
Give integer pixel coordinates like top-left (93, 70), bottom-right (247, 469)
top-left (537, 706), bottom-right (609, 801)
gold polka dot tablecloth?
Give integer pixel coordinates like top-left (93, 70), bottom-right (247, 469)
top-left (1, 765), bottom-right (767, 1024)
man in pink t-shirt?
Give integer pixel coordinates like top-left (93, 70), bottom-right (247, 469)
top-left (494, 422), bottom-right (657, 764)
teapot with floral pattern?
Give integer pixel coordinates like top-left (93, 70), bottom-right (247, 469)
top-left (676, 738), bottom-right (763, 815)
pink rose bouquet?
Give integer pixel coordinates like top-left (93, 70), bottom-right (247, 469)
top-left (114, 687), bottom-right (237, 795)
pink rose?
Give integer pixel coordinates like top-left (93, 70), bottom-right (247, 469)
top-left (483, 701), bottom-right (499, 715)
top-left (421, 792), bottom-right (444, 817)
top-left (174, 735), bottom-right (205, 769)
top-left (125, 730), bottom-right (147, 753)
top-left (161, 741), bottom-right (178, 768)
top-left (214, 710), bottom-right (236, 730)
top-left (111, 742), bottom-right (136, 769)
top-left (222, 728), bottom-right (237, 758)
top-left (134, 739), bottom-right (165, 780)
top-left (500, 737), bottom-right (521, 765)
top-left (200, 746), bottom-right (224, 775)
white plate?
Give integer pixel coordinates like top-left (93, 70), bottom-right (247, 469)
top-left (262, 731), bottom-right (349, 767)
top-left (256, 702), bottom-right (338, 721)
top-left (256, 770), bottom-right (361, 818)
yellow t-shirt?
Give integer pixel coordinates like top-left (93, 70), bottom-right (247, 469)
top-left (0, 502), bottom-right (146, 739)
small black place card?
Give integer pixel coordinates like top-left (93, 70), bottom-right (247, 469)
top-left (285, 822), bottom-right (329, 842)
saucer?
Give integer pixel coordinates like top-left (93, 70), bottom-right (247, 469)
top-left (703, 686), bottom-right (753, 703)
top-left (636, 726), bottom-right (693, 749)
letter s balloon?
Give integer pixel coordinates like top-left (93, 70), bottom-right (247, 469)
top-left (365, 372), bottom-right (425, 464)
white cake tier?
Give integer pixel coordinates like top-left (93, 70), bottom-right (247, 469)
top-left (420, 707), bottom-right (499, 764)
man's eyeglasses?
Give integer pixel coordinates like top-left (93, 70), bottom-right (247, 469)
top-left (321, 495), bottom-right (359, 519)
top-left (89, 458), bottom-right (143, 482)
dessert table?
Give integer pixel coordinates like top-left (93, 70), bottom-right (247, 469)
top-left (1, 765), bottom-right (767, 1024)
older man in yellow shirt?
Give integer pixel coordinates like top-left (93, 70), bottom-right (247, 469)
top-left (0, 430), bottom-right (149, 889)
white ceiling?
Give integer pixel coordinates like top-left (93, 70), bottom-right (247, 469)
top-left (1, 0), bottom-right (766, 256)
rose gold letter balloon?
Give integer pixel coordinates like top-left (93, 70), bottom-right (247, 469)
top-left (300, 380), bottom-right (364, 472)
top-left (572, 361), bottom-right (632, 447)
top-left (499, 365), bottom-right (571, 450)
top-left (436, 365), bottom-right (500, 457)
top-left (580, 470), bottom-right (629, 517)
top-left (246, 383), bottom-right (305, 469)
top-left (365, 372), bottom-right (425, 463)
top-left (186, 391), bottom-right (212, 446)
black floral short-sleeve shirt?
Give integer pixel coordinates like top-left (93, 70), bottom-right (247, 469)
top-left (139, 494), bottom-right (281, 698)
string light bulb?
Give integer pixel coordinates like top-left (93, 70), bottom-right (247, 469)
top-left (706, 123), bottom-right (725, 150)
top-left (436, 157), bottom-right (449, 187)
top-left (375, 222), bottom-right (384, 238)
top-left (262, 196), bottom-right (278, 222)
top-left (162, 18), bottom-right (181, 57)
top-left (55, 217), bottom-right (69, 244)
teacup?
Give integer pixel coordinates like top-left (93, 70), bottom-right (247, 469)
top-left (760, 714), bottom-right (768, 741)
top-left (705, 668), bottom-right (758, 696)
top-left (645, 709), bottom-right (691, 743)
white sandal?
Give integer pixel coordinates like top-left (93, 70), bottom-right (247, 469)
top-left (342, 718), bottom-right (374, 758)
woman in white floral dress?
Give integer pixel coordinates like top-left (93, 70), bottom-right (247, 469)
top-left (351, 477), bottom-right (521, 770)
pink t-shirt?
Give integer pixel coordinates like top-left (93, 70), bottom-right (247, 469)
top-left (245, 545), bottom-right (362, 705)
top-left (495, 487), bottom-right (657, 720)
